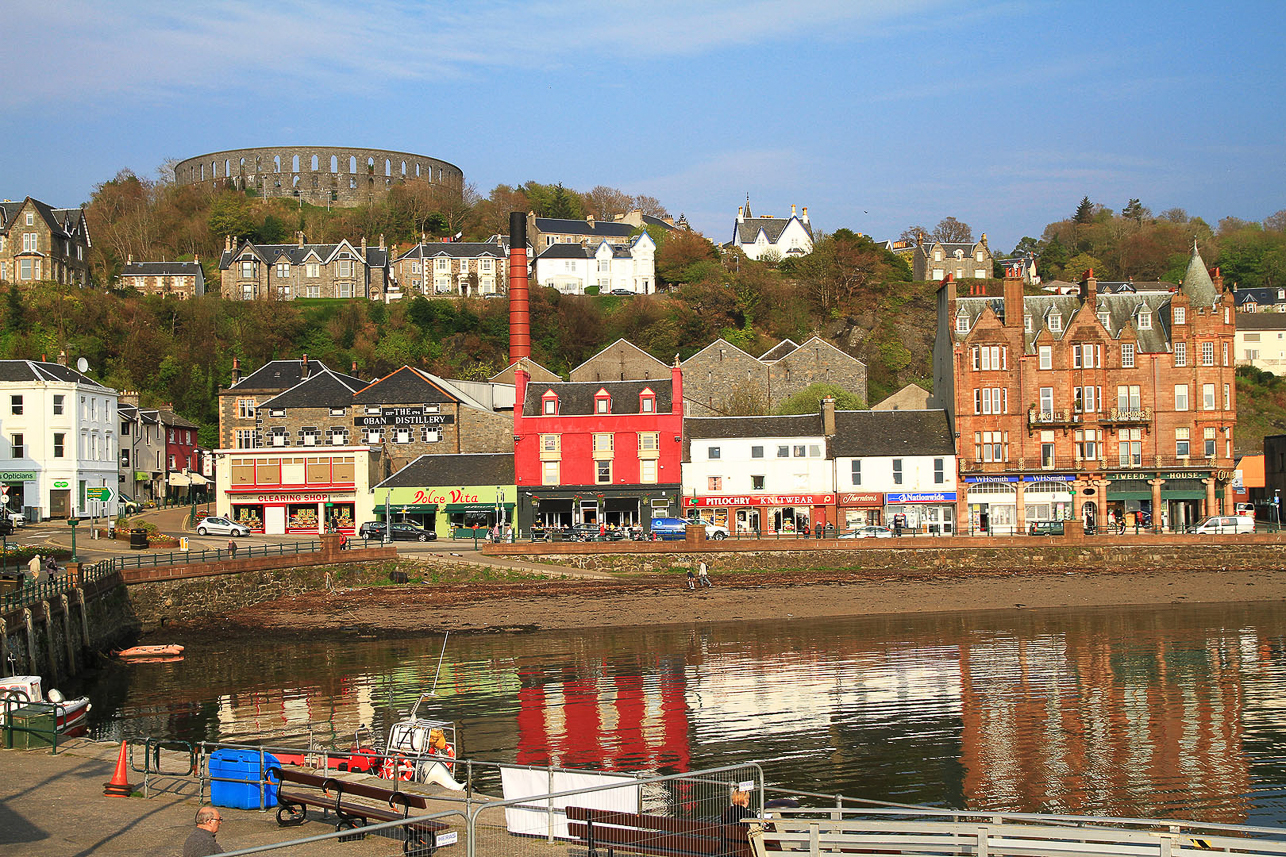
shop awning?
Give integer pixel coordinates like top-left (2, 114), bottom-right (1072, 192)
top-left (445, 503), bottom-right (514, 513)
top-left (168, 472), bottom-right (210, 487)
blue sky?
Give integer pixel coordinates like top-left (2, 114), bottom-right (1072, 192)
top-left (4, 0), bottom-right (1283, 253)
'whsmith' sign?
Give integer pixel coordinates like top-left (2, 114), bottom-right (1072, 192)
top-left (355, 406), bottom-right (455, 427)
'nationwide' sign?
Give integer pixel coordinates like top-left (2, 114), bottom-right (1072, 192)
top-left (887, 492), bottom-right (957, 504)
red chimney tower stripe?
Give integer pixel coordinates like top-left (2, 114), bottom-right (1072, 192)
top-left (508, 212), bottom-right (531, 363)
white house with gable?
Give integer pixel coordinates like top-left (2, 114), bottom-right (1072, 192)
top-left (0, 358), bottom-right (120, 520)
top-left (728, 198), bottom-right (814, 261)
top-left (534, 232), bottom-right (656, 295)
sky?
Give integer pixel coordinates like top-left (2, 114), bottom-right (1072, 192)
top-left (4, 0), bottom-right (1284, 254)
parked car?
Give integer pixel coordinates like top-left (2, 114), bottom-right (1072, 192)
top-left (0, 517), bottom-right (13, 537)
top-left (1028, 520), bottom-right (1065, 536)
top-left (1236, 503), bottom-right (1255, 517)
top-left (119, 494), bottom-right (142, 515)
top-left (358, 521), bottom-right (386, 539)
top-left (698, 522), bottom-right (730, 540)
top-left (195, 516), bottom-right (251, 537)
top-left (839, 525), bottom-right (894, 539)
top-left (386, 523), bottom-right (436, 542)
top-left (4, 510), bottom-right (24, 528)
top-left (1187, 515), bottom-right (1255, 535)
top-left (610, 289), bottom-right (635, 296)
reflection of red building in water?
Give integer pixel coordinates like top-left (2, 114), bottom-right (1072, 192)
top-left (957, 627), bottom-right (1250, 822)
top-left (516, 661), bottom-right (692, 773)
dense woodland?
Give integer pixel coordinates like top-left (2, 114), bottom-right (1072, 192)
top-left (14, 170), bottom-right (1285, 452)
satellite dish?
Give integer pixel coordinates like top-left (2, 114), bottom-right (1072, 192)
top-left (76, 357), bottom-right (89, 373)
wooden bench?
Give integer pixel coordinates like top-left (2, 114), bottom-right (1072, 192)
top-left (566, 806), bottom-right (753, 857)
top-left (269, 767), bottom-right (451, 855)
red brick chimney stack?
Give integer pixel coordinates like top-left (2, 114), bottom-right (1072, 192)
top-left (1003, 265), bottom-right (1024, 327)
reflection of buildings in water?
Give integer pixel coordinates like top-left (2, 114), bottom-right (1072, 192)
top-left (515, 659), bottom-right (691, 773)
top-left (685, 647), bottom-right (963, 736)
top-left (959, 629), bottom-right (1250, 823)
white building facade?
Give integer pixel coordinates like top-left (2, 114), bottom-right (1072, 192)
top-left (831, 409), bottom-right (957, 535)
top-left (0, 360), bottom-right (119, 520)
top-left (728, 200), bottom-right (814, 261)
top-left (534, 234), bottom-right (656, 295)
top-left (214, 444), bottom-right (380, 535)
top-left (682, 414), bottom-right (835, 535)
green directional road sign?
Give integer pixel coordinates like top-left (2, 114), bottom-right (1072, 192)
top-left (87, 487), bottom-right (115, 502)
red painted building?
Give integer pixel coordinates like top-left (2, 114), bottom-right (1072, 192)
top-left (513, 361), bottom-right (684, 532)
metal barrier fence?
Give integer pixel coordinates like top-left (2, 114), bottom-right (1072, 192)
top-left (748, 805), bottom-right (1286, 857)
top-left (0, 573), bottom-right (77, 614)
top-left (111, 540), bottom-right (323, 571)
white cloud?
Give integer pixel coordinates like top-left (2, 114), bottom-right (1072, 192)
top-left (5, 0), bottom-right (954, 108)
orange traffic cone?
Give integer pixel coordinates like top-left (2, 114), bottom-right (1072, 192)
top-left (103, 740), bottom-right (134, 797)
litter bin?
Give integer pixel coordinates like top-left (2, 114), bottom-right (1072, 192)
top-left (0, 572), bottom-right (21, 595)
top-left (4, 704), bottom-right (55, 749)
top-left (129, 528), bottom-right (148, 550)
top-left (209, 748), bottom-right (280, 809)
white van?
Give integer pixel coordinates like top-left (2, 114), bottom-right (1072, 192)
top-left (1188, 515), bottom-right (1255, 535)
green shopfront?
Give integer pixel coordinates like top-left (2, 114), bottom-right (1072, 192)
top-left (1106, 469), bottom-right (1227, 531)
top-left (375, 485), bottom-right (516, 539)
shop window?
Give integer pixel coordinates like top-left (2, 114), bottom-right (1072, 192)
top-left (231, 458), bottom-right (255, 485)
top-left (256, 460), bottom-right (281, 484)
top-left (333, 456), bottom-right (355, 482)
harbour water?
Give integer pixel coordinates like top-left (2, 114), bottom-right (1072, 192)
top-left (76, 601), bottom-right (1286, 826)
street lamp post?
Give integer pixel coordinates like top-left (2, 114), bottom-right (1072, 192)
top-left (67, 518), bottom-right (79, 563)
top-left (383, 489), bottom-right (391, 545)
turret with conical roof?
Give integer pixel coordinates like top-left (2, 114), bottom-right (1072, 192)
top-left (1180, 239), bottom-right (1219, 307)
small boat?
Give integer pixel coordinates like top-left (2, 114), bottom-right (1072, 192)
top-left (118, 644), bottom-right (185, 659)
top-left (277, 694), bottom-right (463, 789)
top-left (0, 675), bottom-right (92, 736)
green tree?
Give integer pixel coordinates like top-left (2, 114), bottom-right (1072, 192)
top-left (1073, 196), bottom-right (1095, 224)
top-left (775, 382), bottom-right (865, 415)
top-left (1123, 198), bottom-right (1149, 224)
top-left (208, 193), bottom-right (257, 241)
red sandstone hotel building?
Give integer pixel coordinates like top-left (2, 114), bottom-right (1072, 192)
top-left (932, 243), bottom-right (1236, 534)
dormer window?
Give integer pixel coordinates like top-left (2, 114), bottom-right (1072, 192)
top-left (1023, 314), bottom-right (1033, 332)
top-left (639, 388), bottom-right (656, 413)
top-left (595, 390), bottom-right (611, 414)
top-left (1048, 312), bottom-right (1063, 332)
top-left (1173, 306), bottom-right (1186, 325)
top-left (1097, 311), bottom-right (1109, 328)
top-left (541, 391), bottom-right (558, 415)
top-left (955, 313), bottom-right (970, 333)
top-left (1138, 309), bottom-right (1152, 330)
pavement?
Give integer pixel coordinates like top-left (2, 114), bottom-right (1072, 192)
top-left (0, 739), bottom-right (412, 857)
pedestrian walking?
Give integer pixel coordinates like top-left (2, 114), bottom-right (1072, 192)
top-left (698, 560), bottom-right (712, 588)
top-left (227, 539), bottom-right (237, 559)
top-left (686, 569), bottom-right (696, 590)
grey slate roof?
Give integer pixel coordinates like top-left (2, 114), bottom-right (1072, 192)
top-left (1234, 312), bottom-right (1286, 330)
top-left (122, 261), bottom-right (202, 277)
top-left (523, 379), bottom-right (673, 416)
top-left (1235, 288), bottom-right (1286, 308)
top-left (536, 243), bottom-right (592, 260)
top-left (156, 408), bottom-right (199, 429)
top-left (685, 414), bottom-right (823, 439)
top-left (375, 453), bottom-right (515, 490)
top-left (1181, 242), bottom-right (1219, 307)
top-left (955, 291), bottom-right (1174, 353)
top-left (395, 242), bottom-right (505, 262)
top-left (733, 216), bottom-right (812, 245)
top-left (830, 409), bottom-right (955, 458)
top-left (535, 217), bottom-right (636, 238)
top-left (218, 240), bottom-right (388, 270)
top-left (260, 369), bottom-right (366, 409)
top-left (0, 198), bottom-right (89, 243)
top-left (229, 359), bottom-right (365, 392)
top-left (0, 359), bottom-right (108, 389)
top-left (352, 367), bottom-right (462, 405)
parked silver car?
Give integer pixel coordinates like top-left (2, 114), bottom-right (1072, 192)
top-left (195, 516), bottom-right (251, 537)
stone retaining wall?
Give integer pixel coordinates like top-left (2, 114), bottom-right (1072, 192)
top-left (482, 532), bottom-right (1286, 575)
